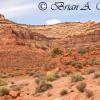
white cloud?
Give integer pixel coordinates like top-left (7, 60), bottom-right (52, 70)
top-left (45, 19), bottom-right (61, 25)
top-left (0, 3), bottom-right (34, 18)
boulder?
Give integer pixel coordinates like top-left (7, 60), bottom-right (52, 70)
top-left (9, 90), bottom-right (20, 98)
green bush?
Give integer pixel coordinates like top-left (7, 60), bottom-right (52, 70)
top-left (51, 48), bottom-right (63, 57)
top-left (71, 73), bottom-right (84, 82)
top-left (76, 82), bottom-right (86, 92)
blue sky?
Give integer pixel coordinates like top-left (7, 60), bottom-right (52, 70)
top-left (0, 0), bottom-right (100, 25)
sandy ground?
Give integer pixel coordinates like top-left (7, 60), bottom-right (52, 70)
top-left (0, 72), bottom-right (100, 100)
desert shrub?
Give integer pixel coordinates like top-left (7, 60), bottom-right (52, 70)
top-left (71, 73), bottom-right (84, 82)
top-left (60, 89), bottom-right (68, 96)
top-left (0, 86), bottom-right (9, 96)
top-left (45, 71), bottom-right (59, 81)
top-left (34, 71), bottom-right (59, 94)
top-left (51, 48), bottom-right (63, 57)
top-left (0, 78), bottom-right (8, 86)
top-left (34, 76), bottom-right (53, 95)
top-left (76, 82), bottom-right (86, 92)
top-left (94, 71), bottom-right (100, 79)
top-left (85, 89), bottom-right (93, 98)
top-left (85, 68), bottom-right (95, 75)
top-left (35, 71), bottom-right (59, 85)
top-left (35, 77), bottom-right (46, 85)
top-left (78, 48), bottom-right (87, 55)
top-left (35, 81), bottom-right (53, 93)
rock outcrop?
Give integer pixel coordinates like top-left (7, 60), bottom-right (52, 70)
top-left (0, 14), bottom-right (99, 69)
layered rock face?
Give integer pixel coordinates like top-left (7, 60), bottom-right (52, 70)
top-left (0, 14), bottom-right (99, 68)
top-left (0, 14), bottom-right (99, 47)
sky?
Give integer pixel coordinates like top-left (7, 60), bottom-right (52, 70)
top-left (0, 0), bottom-right (100, 25)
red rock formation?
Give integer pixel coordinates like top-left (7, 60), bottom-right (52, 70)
top-left (0, 14), bottom-right (99, 70)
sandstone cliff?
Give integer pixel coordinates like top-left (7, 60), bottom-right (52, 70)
top-left (0, 14), bottom-right (99, 69)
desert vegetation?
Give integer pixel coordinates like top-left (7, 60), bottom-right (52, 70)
top-left (70, 73), bottom-right (84, 82)
top-left (51, 48), bottom-right (63, 57)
